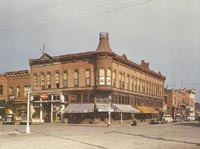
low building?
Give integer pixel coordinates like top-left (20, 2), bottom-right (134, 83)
top-left (164, 88), bottom-right (196, 119)
top-left (0, 70), bottom-right (30, 117)
top-left (164, 89), bottom-right (183, 119)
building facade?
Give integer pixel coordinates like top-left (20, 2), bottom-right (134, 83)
top-left (29, 33), bottom-right (166, 123)
top-left (0, 70), bottom-right (30, 117)
top-left (164, 89), bottom-right (196, 119)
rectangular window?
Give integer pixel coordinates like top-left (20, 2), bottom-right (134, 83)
top-left (47, 73), bottom-right (51, 88)
top-left (0, 85), bottom-right (3, 95)
top-left (107, 69), bottom-right (111, 85)
top-left (135, 78), bottom-right (137, 92)
top-left (127, 75), bottom-right (130, 90)
top-left (33, 74), bottom-right (38, 87)
top-left (55, 72), bottom-right (60, 88)
top-left (122, 74), bottom-right (125, 89)
top-left (63, 72), bottom-right (68, 88)
top-left (112, 71), bottom-right (116, 87)
top-left (74, 70), bottom-right (79, 87)
top-left (41, 74), bottom-right (45, 88)
top-left (99, 69), bottom-right (105, 85)
top-left (119, 73), bottom-right (122, 88)
top-left (85, 69), bottom-right (90, 86)
top-left (16, 86), bottom-right (20, 98)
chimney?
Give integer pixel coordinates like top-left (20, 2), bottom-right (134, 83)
top-left (96, 32), bottom-right (113, 53)
top-left (141, 60), bottom-right (149, 69)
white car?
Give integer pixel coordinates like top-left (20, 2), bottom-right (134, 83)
top-left (187, 116), bottom-right (195, 121)
top-left (162, 115), bottom-right (173, 123)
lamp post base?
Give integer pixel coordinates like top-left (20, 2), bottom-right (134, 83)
top-left (107, 123), bottom-right (111, 127)
top-left (26, 126), bottom-right (30, 133)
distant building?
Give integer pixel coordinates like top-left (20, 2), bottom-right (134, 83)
top-left (0, 70), bottom-right (30, 117)
top-left (164, 88), bottom-right (196, 119)
top-left (29, 32), bottom-right (166, 123)
top-left (195, 102), bottom-right (200, 116)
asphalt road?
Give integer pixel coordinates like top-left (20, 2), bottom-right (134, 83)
top-left (0, 121), bottom-right (200, 149)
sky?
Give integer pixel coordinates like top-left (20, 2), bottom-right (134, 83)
top-left (0, 0), bottom-right (200, 101)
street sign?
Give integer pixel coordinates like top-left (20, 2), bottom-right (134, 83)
top-left (40, 93), bottom-right (48, 100)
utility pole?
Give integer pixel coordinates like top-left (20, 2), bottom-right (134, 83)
top-left (26, 88), bottom-right (31, 133)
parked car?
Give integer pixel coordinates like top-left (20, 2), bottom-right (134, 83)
top-left (2, 114), bottom-right (15, 125)
top-left (162, 115), bottom-right (173, 123)
top-left (20, 114), bottom-right (32, 125)
top-left (195, 116), bottom-right (200, 122)
top-left (174, 114), bottom-right (183, 122)
top-left (150, 119), bottom-right (160, 124)
top-left (186, 116), bottom-right (195, 121)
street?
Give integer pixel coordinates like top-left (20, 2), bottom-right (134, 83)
top-left (0, 121), bottom-right (200, 149)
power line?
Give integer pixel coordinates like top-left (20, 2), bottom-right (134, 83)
top-left (0, 0), bottom-right (152, 40)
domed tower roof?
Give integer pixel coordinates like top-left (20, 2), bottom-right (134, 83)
top-left (96, 32), bottom-right (113, 53)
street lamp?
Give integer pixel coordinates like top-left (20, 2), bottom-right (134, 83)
top-left (108, 95), bottom-right (112, 127)
top-left (26, 87), bottom-right (31, 133)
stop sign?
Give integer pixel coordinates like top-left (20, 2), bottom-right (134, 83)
top-left (40, 93), bottom-right (48, 100)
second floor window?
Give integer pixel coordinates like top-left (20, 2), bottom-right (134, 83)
top-left (55, 72), bottom-right (60, 88)
top-left (74, 70), bottom-right (79, 87)
top-left (47, 73), bottom-right (51, 89)
top-left (41, 74), bottom-right (45, 88)
top-left (33, 74), bottom-right (38, 87)
top-left (85, 69), bottom-right (90, 86)
top-left (0, 85), bottom-right (3, 95)
top-left (9, 87), bottom-right (13, 95)
top-left (16, 86), bottom-right (20, 98)
top-left (99, 69), bottom-right (105, 85)
top-left (112, 71), bottom-right (116, 87)
top-left (63, 72), bottom-right (68, 87)
top-left (24, 86), bottom-right (27, 97)
top-left (107, 69), bottom-right (111, 85)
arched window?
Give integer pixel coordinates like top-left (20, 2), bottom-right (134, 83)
top-left (107, 69), bottom-right (111, 85)
top-left (99, 69), bottom-right (105, 85)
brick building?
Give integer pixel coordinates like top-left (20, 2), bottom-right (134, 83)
top-left (164, 89), bottom-right (196, 119)
top-left (0, 74), bottom-right (7, 117)
top-left (164, 89), bottom-right (183, 119)
top-left (29, 33), bottom-right (166, 123)
top-left (0, 70), bottom-right (30, 117)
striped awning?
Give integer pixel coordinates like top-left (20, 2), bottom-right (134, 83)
top-left (112, 104), bottom-right (140, 113)
top-left (63, 103), bottom-right (94, 113)
top-left (136, 106), bottom-right (158, 114)
top-left (96, 104), bottom-right (114, 112)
